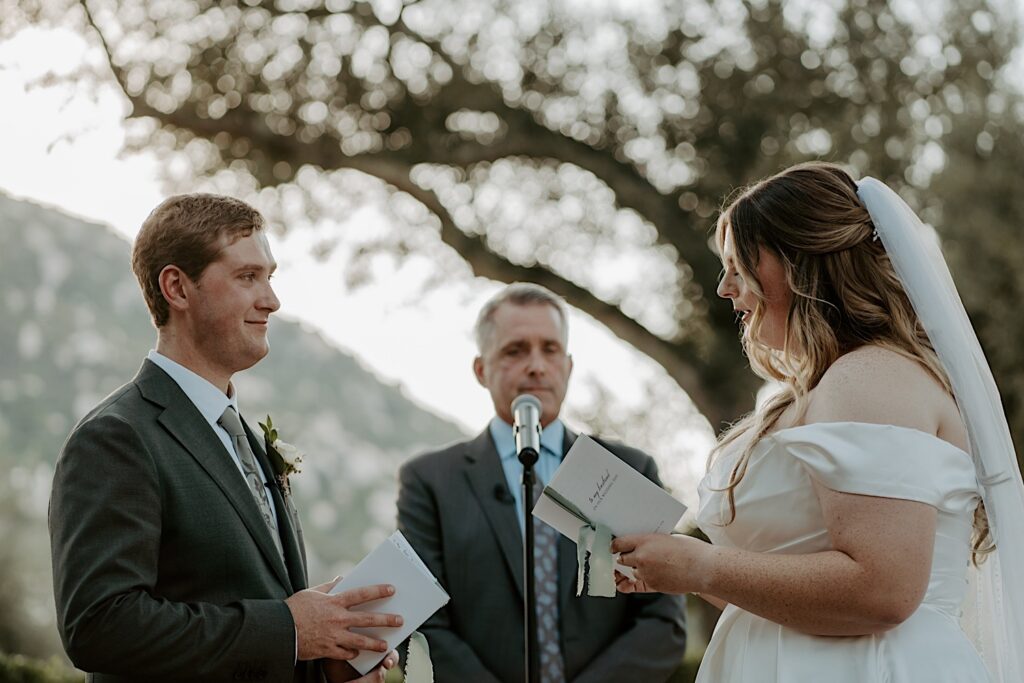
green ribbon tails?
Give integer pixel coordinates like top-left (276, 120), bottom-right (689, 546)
top-left (575, 523), bottom-right (616, 598)
top-left (540, 483), bottom-right (615, 599)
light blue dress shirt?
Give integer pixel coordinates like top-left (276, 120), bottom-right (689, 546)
top-left (489, 416), bottom-right (565, 534)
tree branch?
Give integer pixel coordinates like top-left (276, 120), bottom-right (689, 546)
top-left (384, 7), bottom-right (723, 289)
top-left (80, 0), bottom-right (750, 428)
top-left (104, 74), bottom-right (727, 423)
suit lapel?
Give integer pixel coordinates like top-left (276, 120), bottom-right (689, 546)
top-left (136, 361), bottom-right (292, 591)
top-left (463, 429), bottom-right (526, 600)
top-left (245, 420), bottom-right (308, 591)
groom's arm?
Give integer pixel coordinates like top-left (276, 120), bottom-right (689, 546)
top-left (49, 412), bottom-right (298, 681)
top-left (570, 451), bottom-right (688, 683)
top-left (396, 460), bottom-right (503, 683)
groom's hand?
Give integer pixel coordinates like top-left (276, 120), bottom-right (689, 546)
top-left (286, 578), bottom-right (404, 661)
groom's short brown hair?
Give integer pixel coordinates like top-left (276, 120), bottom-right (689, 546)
top-left (132, 193), bottom-right (266, 327)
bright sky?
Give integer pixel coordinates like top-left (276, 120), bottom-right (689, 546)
top-left (0, 24), bottom-right (714, 503)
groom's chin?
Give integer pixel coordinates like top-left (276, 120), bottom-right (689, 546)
top-left (231, 340), bottom-right (271, 372)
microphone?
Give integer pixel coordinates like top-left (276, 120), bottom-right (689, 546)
top-left (512, 394), bottom-right (542, 467)
top-left (511, 393), bottom-right (542, 681)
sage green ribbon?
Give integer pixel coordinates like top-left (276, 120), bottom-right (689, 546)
top-left (544, 487), bottom-right (593, 528)
top-left (539, 484), bottom-right (616, 598)
top-left (576, 523), bottom-right (616, 598)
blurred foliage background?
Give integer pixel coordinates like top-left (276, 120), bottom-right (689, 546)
top-left (2, 0), bottom-right (1023, 678)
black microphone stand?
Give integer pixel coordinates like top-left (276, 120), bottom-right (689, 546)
top-left (519, 443), bottom-right (540, 683)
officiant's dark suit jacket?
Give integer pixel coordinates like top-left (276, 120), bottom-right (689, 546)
top-left (49, 360), bottom-right (320, 683)
top-left (397, 428), bottom-right (687, 683)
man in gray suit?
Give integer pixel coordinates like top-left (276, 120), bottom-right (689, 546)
top-left (397, 283), bottom-right (687, 683)
top-left (50, 194), bottom-right (401, 682)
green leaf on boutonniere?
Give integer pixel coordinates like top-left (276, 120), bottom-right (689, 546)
top-left (258, 415), bottom-right (278, 444)
top-left (264, 442), bottom-right (288, 479)
top-left (259, 417), bottom-right (282, 474)
top-left (259, 415), bottom-right (302, 480)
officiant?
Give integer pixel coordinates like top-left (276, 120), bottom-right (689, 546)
top-left (396, 282), bottom-right (687, 683)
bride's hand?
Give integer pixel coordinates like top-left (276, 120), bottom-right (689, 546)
top-left (612, 533), bottom-right (712, 595)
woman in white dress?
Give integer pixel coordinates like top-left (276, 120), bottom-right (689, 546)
top-left (613, 162), bottom-right (1024, 682)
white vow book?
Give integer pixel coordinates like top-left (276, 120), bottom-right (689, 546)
top-left (532, 435), bottom-right (686, 567)
top-left (328, 530), bottom-right (450, 674)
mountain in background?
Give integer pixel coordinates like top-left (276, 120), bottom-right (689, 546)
top-left (0, 191), bottom-right (466, 659)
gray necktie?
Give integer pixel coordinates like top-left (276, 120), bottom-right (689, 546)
top-left (218, 406), bottom-right (285, 560)
top-left (533, 462), bottom-right (565, 683)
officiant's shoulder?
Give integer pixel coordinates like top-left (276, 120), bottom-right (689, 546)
top-left (581, 438), bottom-right (659, 481)
top-left (585, 435), bottom-right (654, 472)
top-left (399, 435), bottom-right (479, 479)
top-left (804, 345), bottom-right (947, 431)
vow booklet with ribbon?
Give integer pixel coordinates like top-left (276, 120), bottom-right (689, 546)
top-left (328, 530), bottom-right (450, 674)
top-left (532, 434), bottom-right (687, 595)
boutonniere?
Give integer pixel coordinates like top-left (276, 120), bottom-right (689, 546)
top-left (258, 415), bottom-right (304, 495)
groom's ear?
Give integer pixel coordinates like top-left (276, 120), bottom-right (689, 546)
top-left (158, 265), bottom-right (192, 316)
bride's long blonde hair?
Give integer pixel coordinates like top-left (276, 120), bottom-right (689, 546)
top-left (710, 162), bottom-right (992, 563)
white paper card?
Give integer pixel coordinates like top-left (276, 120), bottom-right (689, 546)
top-left (532, 434), bottom-right (687, 542)
top-left (328, 530), bottom-right (450, 674)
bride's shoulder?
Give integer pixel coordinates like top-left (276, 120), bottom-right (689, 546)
top-left (803, 346), bottom-right (944, 433)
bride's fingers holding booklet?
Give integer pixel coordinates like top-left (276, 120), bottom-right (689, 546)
top-left (613, 568), bottom-right (651, 594)
top-left (612, 533), bottom-right (712, 595)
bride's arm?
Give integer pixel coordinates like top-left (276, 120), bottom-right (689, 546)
top-left (695, 593), bottom-right (728, 611)
top-left (615, 485), bottom-right (936, 636)
top-left (616, 570), bottom-right (729, 610)
top-left (617, 349), bottom-right (949, 635)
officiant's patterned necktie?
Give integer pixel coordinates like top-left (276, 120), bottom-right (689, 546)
top-left (533, 471), bottom-right (566, 683)
top-left (218, 406), bottom-right (285, 561)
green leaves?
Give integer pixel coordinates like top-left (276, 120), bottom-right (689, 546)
top-left (258, 415), bottom-right (278, 444)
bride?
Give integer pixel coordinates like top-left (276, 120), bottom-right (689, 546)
top-left (613, 162), bottom-right (1024, 681)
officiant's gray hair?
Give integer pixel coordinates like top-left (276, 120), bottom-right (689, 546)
top-left (474, 283), bottom-right (569, 353)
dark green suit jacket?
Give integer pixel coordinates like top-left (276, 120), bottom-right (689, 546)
top-left (396, 427), bottom-right (687, 683)
top-left (49, 360), bottom-right (320, 682)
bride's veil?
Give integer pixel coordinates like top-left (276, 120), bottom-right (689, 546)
top-left (857, 177), bottom-right (1024, 682)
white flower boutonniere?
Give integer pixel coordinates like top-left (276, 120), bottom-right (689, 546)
top-left (258, 415), bottom-right (304, 495)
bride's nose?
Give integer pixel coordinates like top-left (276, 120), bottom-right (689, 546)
top-left (717, 274), bottom-right (736, 300)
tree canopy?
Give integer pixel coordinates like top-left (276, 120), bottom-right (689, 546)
top-left (11, 0), bottom-right (1023, 448)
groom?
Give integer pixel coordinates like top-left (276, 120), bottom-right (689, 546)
top-left (49, 194), bottom-right (399, 682)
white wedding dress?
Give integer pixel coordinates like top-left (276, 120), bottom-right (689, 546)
top-left (695, 421), bottom-right (992, 682)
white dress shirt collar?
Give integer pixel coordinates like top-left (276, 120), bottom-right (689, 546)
top-left (147, 350), bottom-right (239, 430)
